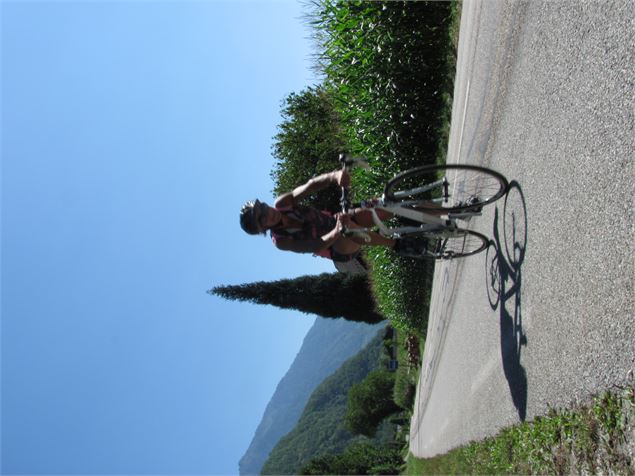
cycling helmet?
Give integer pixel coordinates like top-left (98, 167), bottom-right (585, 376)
top-left (240, 199), bottom-right (266, 235)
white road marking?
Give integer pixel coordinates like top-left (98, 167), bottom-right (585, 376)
top-left (470, 351), bottom-right (500, 394)
top-left (456, 79), bottom-right (472, 166)
top-left (452, 80), bottom-right (472, 199)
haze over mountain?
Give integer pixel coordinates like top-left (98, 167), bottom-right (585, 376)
top-left (238, 317), bottom-right (384, 475)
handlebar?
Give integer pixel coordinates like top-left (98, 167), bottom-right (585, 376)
top-left (340, 187), bottom-right (350, 213)
top-left (338, 153), bottom-right (368, 213)
top-left (337, 153), bottom-right (372, 242)
top-left (338, 153), bottom-right (369, 170)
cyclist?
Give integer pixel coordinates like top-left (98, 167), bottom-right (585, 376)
top-left (239, 169), bottom-right (406, 263)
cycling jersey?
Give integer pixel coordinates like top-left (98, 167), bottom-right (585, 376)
top-left (270, 205), bottom-right (358, 262)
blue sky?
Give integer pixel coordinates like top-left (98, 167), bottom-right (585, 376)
top-left (2, 1), bottom-right (335, 474)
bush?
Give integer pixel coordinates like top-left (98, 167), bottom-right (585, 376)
top-left (271, 86), bottom-right (348, 212)
top-left (304, 0), bottom-right (458, 332)
top-left (393, 375), bottom-right (417, 411)
top-left (300, 441), bottom-right (403, 475)
top-left (345, 370), bottom-right (401, 437)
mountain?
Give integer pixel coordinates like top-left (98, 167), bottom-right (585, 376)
top-left (261, 330), bottom-right (388, 475)
top-left (238, 317), bottom-right (384, 475)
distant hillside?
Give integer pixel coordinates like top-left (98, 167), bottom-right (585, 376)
top-left (261, 330), bottom-right (388, 475)
top-left (238, 318), bottom-right (384, 476)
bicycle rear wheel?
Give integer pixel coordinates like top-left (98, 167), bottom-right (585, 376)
top-left (384, 164), bottom-right (508, 212)
top-left (399, 229), bottom-right (489, 260)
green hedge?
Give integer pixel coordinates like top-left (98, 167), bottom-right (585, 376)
top-left (307, 0), bottom-right (459, 332)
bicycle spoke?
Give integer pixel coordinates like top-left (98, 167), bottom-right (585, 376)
top-left (437, 232), bottom-right (486, 258)
top-left (446, 169), bottom-right (504, 204)
top-left (397, 229), bottom-right (489, 260)
top-left (385, 164), bottom-right (508, 212)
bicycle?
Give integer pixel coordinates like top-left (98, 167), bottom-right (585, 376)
top-left (338, 155), bottom-right (509, 260)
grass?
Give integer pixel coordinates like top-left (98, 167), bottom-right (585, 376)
top-left (405, 386), bottom-right (635, 474)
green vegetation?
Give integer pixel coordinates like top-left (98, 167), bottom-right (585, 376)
top-left (268, 0), bottom-right (461, 333)
top-left (209, 272), bottom-right (384, 324)
top-left (238, 319), bottom-right (383, 476)
top-left (264, 326), bottom-right (419, 475)
top-left (256, 1), bottom-right (461, 473)
top-left (345, 370), bottom-right (401, 437)
top-left (392, 331), bottom-right (421, 411)
top-left (271, 86), bottom-right (347, 212)
top-left (261, 330), bottom-right (394, 475)
top-left (406, 386), bottom-right (635, 475)
top-left (306, 0), bottom-right (460, 333)
top-left (307, 0), bottom-right (457, 175)
top-left (300, 441), bottom-right (403, 475)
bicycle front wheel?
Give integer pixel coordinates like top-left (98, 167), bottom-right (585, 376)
top-left (384, 164), bottom-right (508, 212)
top-left (399, 229), bottom-right (489, 260)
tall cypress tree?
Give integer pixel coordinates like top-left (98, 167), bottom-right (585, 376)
top-left (209, 273), bottom-right (384, 324)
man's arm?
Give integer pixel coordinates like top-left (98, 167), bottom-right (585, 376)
top-left (274, 236), bottom-right (326, 254)
top-left (274, 170), bottom-right (350, 208)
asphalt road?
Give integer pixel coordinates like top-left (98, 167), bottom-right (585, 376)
top-left (410, 0), bottom-right (635, 457)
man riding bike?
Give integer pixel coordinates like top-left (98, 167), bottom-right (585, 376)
top-left (239, 169), bottom-right (400, 262)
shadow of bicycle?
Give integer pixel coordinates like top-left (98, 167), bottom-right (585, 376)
top-left (484, 181), bottom-right (528, 421)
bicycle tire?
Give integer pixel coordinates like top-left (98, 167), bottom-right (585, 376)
top-left (384, 164), bottom-right (509, 212)
top-left (398, 229), bottom-right (489, 260)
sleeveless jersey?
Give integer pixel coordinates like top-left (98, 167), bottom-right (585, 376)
top-left (270, 205), bottom-right (335, 259)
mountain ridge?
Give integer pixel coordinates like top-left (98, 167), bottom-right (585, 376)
top-left (238, 317), bottom-right (384, 475)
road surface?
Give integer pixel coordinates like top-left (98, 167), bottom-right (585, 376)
top-left (410, 0), bottom-right (634, 457)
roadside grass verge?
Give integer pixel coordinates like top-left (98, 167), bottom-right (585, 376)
top-left (307, 0), bottom-right (461, 334)
top-left (405, 386), bottom-right (635, 474)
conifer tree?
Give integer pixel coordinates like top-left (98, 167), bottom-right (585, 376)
top-left (209, 273), bottom-right (384, 324)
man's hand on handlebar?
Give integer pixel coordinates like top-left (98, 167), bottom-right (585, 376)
top-left (335, 212), bottom-right (372, 243)
top-left (335, 213), bottom-right (352, 235)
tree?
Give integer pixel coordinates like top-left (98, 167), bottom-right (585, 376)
top-left (209, 272), bottom-right (384, 324)
top-left (271, 86), bottom-right (347, 212)
top-left (300, 441), bottom-right (403, 475)
top-left (345, 370), bottom-right (401, 437)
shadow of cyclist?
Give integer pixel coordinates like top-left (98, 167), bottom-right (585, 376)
top-left (485, 181), bottom-right (528, 421)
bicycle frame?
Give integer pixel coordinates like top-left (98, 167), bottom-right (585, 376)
top-left (339, 155), bottom-right (483, 242)
top-left (345, 200), bottom-right (485, 254)
top-left (374, 200), bottom-right (450, 235)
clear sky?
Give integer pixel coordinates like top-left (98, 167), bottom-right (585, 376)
top-left (2, 1), bottom-right (336, 474)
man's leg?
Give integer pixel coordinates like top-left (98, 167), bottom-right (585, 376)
top-left (336, 219), bottom-right (396, 249)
